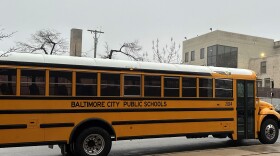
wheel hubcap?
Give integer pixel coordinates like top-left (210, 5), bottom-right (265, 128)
top-left (83, 134), bottom-right (105, 155)
top-left (265, 124), bottom-right (276, 140)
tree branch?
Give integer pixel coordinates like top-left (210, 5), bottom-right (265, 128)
top-left (0, 28), bottom-right (16, 41)
top-left (0, 47), bottom-right (19, 57)
top-left (101, 40), bottom-right (144, 61)
top-left (16, 29), bottom-right (68, 55)
top-left (152, 38), bottom-right (181, 63)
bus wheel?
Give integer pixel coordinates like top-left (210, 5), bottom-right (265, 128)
top-left (74, 127), bottom-right (112, 156)
top-left (259, 119), bottom-right (279, 144)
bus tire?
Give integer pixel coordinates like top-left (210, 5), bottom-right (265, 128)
top-left (74, 127), bottom-right (112, 156)
top-left (259, 119), bottom-right (279, 144)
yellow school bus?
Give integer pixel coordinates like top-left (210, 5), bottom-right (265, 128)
top-left (0, 53), bottom-right (279, 156)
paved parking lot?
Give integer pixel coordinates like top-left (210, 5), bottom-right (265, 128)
top-left (1, 136), bottom-right (280, 156)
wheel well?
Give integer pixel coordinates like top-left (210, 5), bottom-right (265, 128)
top-left (70, 118), bottom-right (116, 144)
top-left (262, 115), bottom-right (279, 127)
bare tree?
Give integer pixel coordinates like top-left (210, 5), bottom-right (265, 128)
top-left (101, 40), bottom-right (147, 61)
top-left (0, 28), bottom-right (15, 41)
top-left (152, 38), bottom-right (181, 63)
top-left (17, 29), bottom-right (68, 55)
top-left (0, 47), bottom-right (19, 57)
top-left (101, 42), bottom-right (113, 59)
top-left (0, 27), bottom-right (18, 56)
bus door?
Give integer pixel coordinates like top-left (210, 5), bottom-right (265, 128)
top-left (237, 80), bottom-right (255, 139)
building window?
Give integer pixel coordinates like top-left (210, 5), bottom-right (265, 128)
top-left (185, 52), bottom-right (189, 62)
top-left (144, 76), bottom-right (161, 97)
top-left (124, 75), bottom-right (141, 96)
top-left (182, 77), bottom-right (197, 97)
top-left (0, 69), bottom-right (16, 95)
top-left (76, 72), bottom-right (97, 96)
top-left (191, 51), bottom-right (195, 61)
top-left (200, 48), bottom-right (204, 59)
top-left (101, 73), bottom-right (120, 96)
top-left (199, 78), bottom-right (212, 97)
top-left (215, 79), bottom-right (233, 98)
top-left (164, 77), bottom-right (179, 97)
top-left (257, 79), bottom-right (262, 87)
top-left (207, 45), bottom-right (237, 68)
top-left (260, 61), bottom-right (266, 74)
top-left (49, 71), bottom-right (72, 96)
top-left (21, 69), bottom-right (45, 96)
top-left (264, 78), bottom-right (270, 88)
top-left (207, 46), bottom-right (216, 66)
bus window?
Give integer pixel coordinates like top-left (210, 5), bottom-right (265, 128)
top-left (0, 68), bottom-right (16, 95)
top-left (144, 76), bottom-right (161, 97)
top-left (247, 82), bottom-right (254, 98)
top-left (101, 73), bottom-right (120, 96)
top-left (215, 79), bottom-right (233, 98)
top-left (124, 75), bottom-right (141, 96)
top-left (199, 78), bottom-right (213, 97)
top-left (49, 71), bottom-right (72, 96)
top-left (182, 77), bottom-right (197, 97)
top-left (20, 69), bottom-right (45, 96)
top-left (247, 82), bottom-right (255, 108)
top-left (164, 77), bottom-right (179, 97)
top-left (76, 72), bottom-right (97, 96)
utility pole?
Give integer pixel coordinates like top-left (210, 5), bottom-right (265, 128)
top-left (88, 29), bottom-right (104, 58)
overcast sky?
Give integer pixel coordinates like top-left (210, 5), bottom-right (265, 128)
top-left (0, 0), bottom-right (279, 59)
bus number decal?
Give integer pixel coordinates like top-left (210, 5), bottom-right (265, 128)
top-left (225, 101), bottom-right (232, 107)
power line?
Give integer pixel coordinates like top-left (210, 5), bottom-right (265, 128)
top-left (88, 29), bottom-right (104, 58)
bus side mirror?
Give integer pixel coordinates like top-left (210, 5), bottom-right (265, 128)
top-left (271, 81), bottom-right (274, 89)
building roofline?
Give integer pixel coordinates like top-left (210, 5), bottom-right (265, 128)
top-left (215, 30), bottom-right (274, 40)
top-left (185, 30), bottom-right (274, 42)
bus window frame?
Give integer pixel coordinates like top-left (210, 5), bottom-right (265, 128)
top-left (144, 75), bottom-right (162, 97)
top-left (100, 73), bottom-right (121, 97)
top-left (76, 71), bottom-right (98, 97)
top-left (20, 68), bottom-right (46, 96)
top-left (215, 78), bottom-right (233, 98)
top-left (0, 68), bottom-right (17, 96)
top-left (123, 74), bottom-right (141, 97)
top-left (164, 76), bottom-right (180, 97)
top-left (199, 77), bottom-right (213, 98)
top-left (49, 70), bottom-right (73, 96)
top-left (182, 76), bottom-right (197, 98)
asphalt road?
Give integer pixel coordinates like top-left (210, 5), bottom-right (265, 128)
top-left (1, 136), bottom-right (280, 156)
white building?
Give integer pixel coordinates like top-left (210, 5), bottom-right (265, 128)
top-left (249, 54), bottom-right (280, 88)
top-left (183, 30), bottom-right (280, 87)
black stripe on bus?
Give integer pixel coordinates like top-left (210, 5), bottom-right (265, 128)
top-left (0, 60), bottom-right (212, 76)
top-left (117, 131), bottom-right (234, 140)
top-left (0, 141), bottom-right (66, 148)
top-left (0, 124), bottom-right (27, 130)
top-left (0, 108), bottom-right (234, 114)
top-left (112, 118), bottom-right (234, 125)
top-left (40, 123), bottom-right (75, 128)
top-left (0, 96), bottom-right (234, 101)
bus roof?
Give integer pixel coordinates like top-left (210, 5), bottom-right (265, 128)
top-left (0, 52), bottom-right (254, 76)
